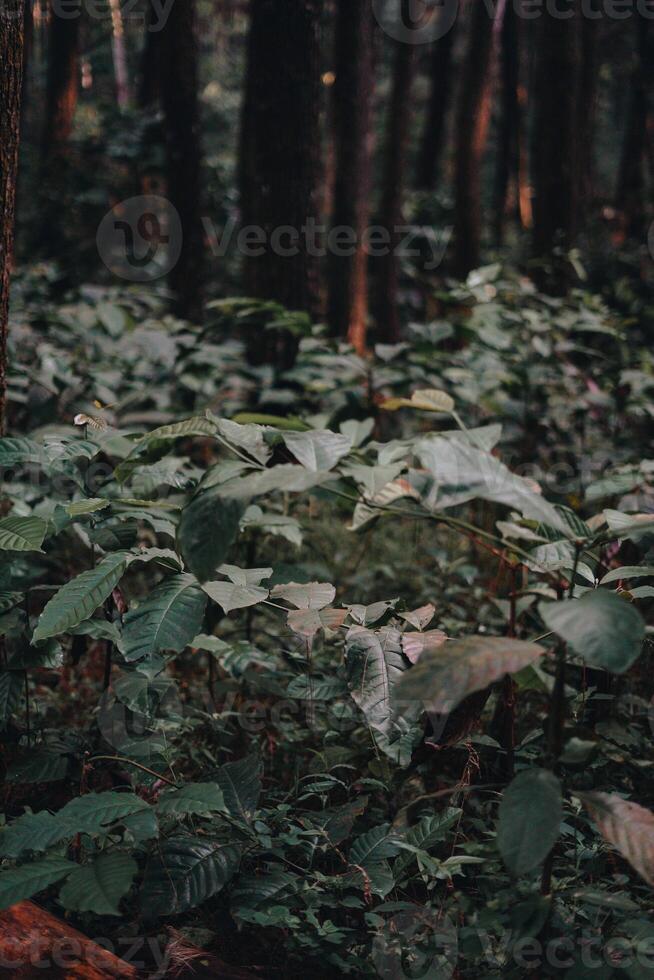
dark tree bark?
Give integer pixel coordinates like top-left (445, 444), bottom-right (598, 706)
top-left (327, 0), bottom-right (374, 352)
top-left (138, 0), bottom-right (164, 108)
top-left (616, 14), bottom-right (652, 238)
top-left (239, 0), bottom-right (324, 367)
top-left (531, 1), bottom-right (581, 260)
top-left (0, 0), bottom-right (26, 435)
top-left (576, 7), bottom-right (599, 232)
top-left (161, 0), bottom-right (204, 322)
top-left (375, 9), bottom-right (416, 343)
top-left (415, 21), bottom-right (456, 192)
top-left (453, 0), bottom-right (497, 278)
top-left (493, 0), bottom-right (522, 243)
top-left (41, 0), bottom-right (80, 166)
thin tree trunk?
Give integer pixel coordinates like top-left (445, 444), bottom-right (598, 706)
top-left (161, 0), bottom-right (204, 322)
top-left (616, 14), bottom-right (651, 238)
top-left (109, 0), bottom-right (130, 108)
top-left (327, 0), bottom-right (374, 352)
top-left (453, 0), bottom-right (498, 278)
top-left (531, 1), bottom-right (581, 260)
top-left (415, 22), bottom-right (456, 192)
top-left (41, 0), bottom-right (80, 165)
top-left (239, 0), bottom-right (324, 368)
top-left (0, 0), bottom-right (26, 435)
top-left (375, 8), bottom-right (416, 343)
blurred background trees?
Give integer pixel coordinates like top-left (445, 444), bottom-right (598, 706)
top-left (1, 0), bottom-right (653, 358)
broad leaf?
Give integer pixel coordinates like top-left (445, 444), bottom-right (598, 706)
top-left (177, 489), bottom-right (245, 581)
top-left (283, 429), bottom-right (351, 472)
top-left (580, 792), bottom-right (654, 887)
top-left (395, 636), bottom-right (545, 714)
top-left (0, 858), bottom-right (76, 911)
top-left (497, 769), bottom-right (563, 875)
top-left (202, 566), bottom-right (272, 614)
top-left (141, 837), bottom-right (240, 917)
top-left (0, 516), bottom-right (47, 552)
top-left (540, 590), bottom-right (645, 673)
top-left (215, 754), bottom-right (262, 823)
top-left (121, 574), bottom-right (207, 662)
top-left (32, 551), bottom-right (130, 642)
top-left (59, 853), bottom-right (137, 916)
top-left (156, 782), bottom-right (226, 818)
top-left (271, 582), bottom-right (335, 610)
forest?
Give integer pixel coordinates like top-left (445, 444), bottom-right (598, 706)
top-left (0, 0), bottom-right (653, 976)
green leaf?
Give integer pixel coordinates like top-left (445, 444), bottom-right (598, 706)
top-left (395, 636), bottom-right (545, 715)
top-left (0, 811), bottom-right (63, 858)
top-left (32, 552), bottom-right (130, 642)
top-left (0, 516), bottom-right (47, 552)
top-left (141, 838), bottom-right (240, 917)
top-left (156, 782), bottom-right (226, 818)
top-left (497, 769), bottom-right (563, 875)
top-left (121, 574), bottom-right (206, 662)
top-left (345, 626), bottom-right (421, 765)
top-left (177, 489), bottom-right (245, 582)
top-left (202, 565), bottom-right (272, 614)
top-left (599, 565), bottom-right (654, 586)
top-left (58, 853), bottom-right (137, 916)
top-left (65, 498), bottom-right (110, 517)
top-left (215, 755), bottom-right (262, 823)
top-left (283, 430), bottom-right (351, 472)
top-left (0, 858), bottom-right (76, 911)
top-left (394, 810), bottom-right (463, 875)
top-left (580, 792), bottom-right (654, 887)
top-left (270, 581), bottom-right (335, 610)
top-left (540, 591), bottom-right (645, 673)
top-left (56, 791), bottom-right (150, 834)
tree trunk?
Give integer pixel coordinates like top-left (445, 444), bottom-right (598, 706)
top-left (327, 0), bottom-right (374, 352)
top-left (616, 14), bottom-right (651, 239)
top-left (41, 0), bottom-right (80, 165)
top-left (137, 0), bottom-right (163, 108)
top-left (531, 1), bottom-right (581, 260)
top-left (0, 0), bottom-right (26, 435)
top-left (161, 0), bottom-right (204, 322)
top-left (109, 0), bottom-right (130, 108)
top-left (239, 0), bottom-right (324, 368)
top-left (493, 0), bottom-right (521, 243)
top-left (415, 22), bottom-right (456, 192)
top-left (375, 7), bottom-right (416, 343)
top-left (453, 0), bottom-right (498, 278)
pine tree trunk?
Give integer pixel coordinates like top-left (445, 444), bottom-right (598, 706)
top-left (375, 16), bottom-right (415, 343)
top-left (415, 23), bottom-right (455, 191)
top-left (531, 1), bottom-right (581, 260)
top-left (161, 0), bottom-right (204, 322)
top-left (0, 0), bottom-right (26, 435)
top-left (453, 0), bottom-right (497, 278)
top-left (41, 0), bottom-right (80, 165)
top-left (239, 0), bottom-right (324, 368)
top-left (109, 0), bottom-right (130, 108)
top-left (327, 0), bottom-right (374, 352)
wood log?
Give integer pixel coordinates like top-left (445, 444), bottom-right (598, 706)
top-left (0, 901), bottom-right (137, 979)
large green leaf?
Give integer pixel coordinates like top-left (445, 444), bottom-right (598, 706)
top-left (497, 769), bottom-right (563, 875)
top-left (0, 672), bottom-right (23, 730)
top-left (32, 551), bottom-right (130, 642)
top-left (580, 792), bottom-right (654, 887)
top-left (283, 429), bottom-right (351, 472)
top-left (177, 489), bottom-right (245, 581)
top-left (395, 636), bottom-right (545, 715)
top-left (0, 516), bottom-right (47, 552)
top-left (0, 858), bottom-right (76, 911)
top-left (141, 837), bottom-right (240, 917)
top-left (58, 853), bottom-right (137, 916)
top-left (121, 574), bottom-right (207, 662)
top-left (345, 626), bottom-right (421, 765)
top-left (215, 754), bottom-right (262, 823)
top-left (202, 565), bottom-right (272, 614)
top-left (156, 782), bottom-right (226, 818)
top-left (540, 590), bottom-right (645, 673)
